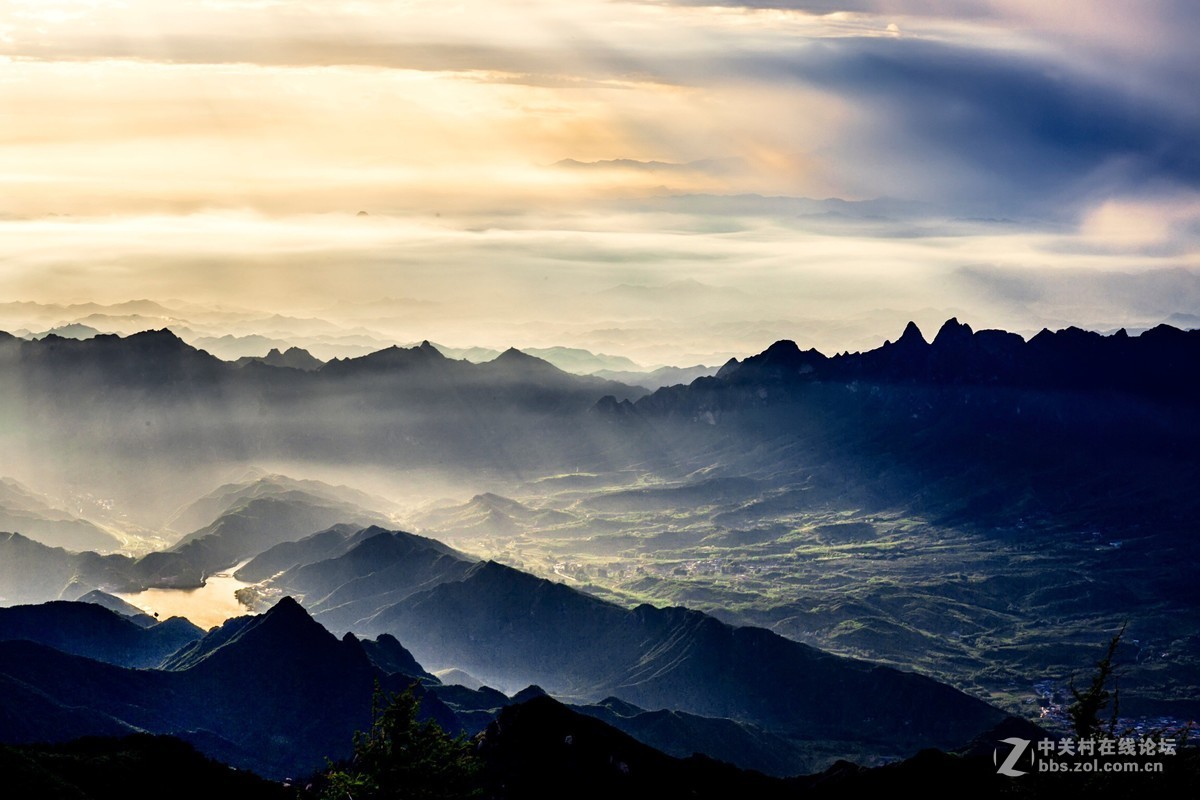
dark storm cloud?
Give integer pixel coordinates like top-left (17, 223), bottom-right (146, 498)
top-left (767, 36), bottom-right (1200, 213)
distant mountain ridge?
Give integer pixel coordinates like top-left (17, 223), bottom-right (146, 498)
top-left (612, 318), bottom-right (1200, 533)
top-left (0, 477), bottom-right (122, 552)
top-left (0, 329), bottom-right (652, 512)
top-left (164, 472), bottom-right (399, 535)
top-left (234, 346), bottom-right (324, 371)
top-left (664, 318), bottom-right (1200, 400)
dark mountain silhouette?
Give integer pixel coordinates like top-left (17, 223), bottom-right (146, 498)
top-left (15, 699), bottom-right (1162, 800)
top-left (0, 594), bottom-right (1034, 787)
top-left (221, 524), bottom-right (1010, 767)
top-left (0, 640), bottom-right (180, 744)
top-left (0, 601), bottom-right (202, 668)
top-left (672, 318), bottom-right (1200, 400)
top-left (318, 339), bottom-right (449, 376)
top-left (0, 597), bottom-right (452, 779)
top-left (157, 596), bottom-right (360, 672)
top-left (234, 346), bottom-right (324, 371)
top-left (618, 320), bottom-right (1200, 532)
top-left (76, 589), bottom-right (158, 626)
top-left (0, 329), bottom-right (226, 394)
top-left (358, 559), bottom-right (1006, 761)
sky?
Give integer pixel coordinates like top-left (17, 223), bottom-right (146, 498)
top-left (1, 0), bottom-right (1198, 363)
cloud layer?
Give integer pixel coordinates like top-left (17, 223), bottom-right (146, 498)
top-left (1, 0), bottom-right (1198, 359)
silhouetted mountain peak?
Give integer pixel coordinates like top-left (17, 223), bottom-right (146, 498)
top-left (492, 347), bottom-right (551, 368)
top-left (761, 340), bottom-right (801, 360)
top-left (715, 357), bottom-right (741, 378)
top-left (332, 342), bottom-right (448, 372)
top-left (932, 317), bottom-right (973, 348)
top-left (128, 328), bottom-right (187, 347)
top-left (511, 684), bottom-right (549, 704)
top-left (236, 346), bottom-right (325, 371)
top-left (258, 595), bottom-right (312, 627)
top-left (248, 597), bottom-right (390, 671)
top-left (1028, 324), bottom-right (1099, 348)
top-left (735, 339), bottom-right (828, 379)
top-left (350, 529), bottom-right (415, 558)
top-left (162, 595), bottom-right (377, 676)
top-left (897, 320), bottom-right (927, 346)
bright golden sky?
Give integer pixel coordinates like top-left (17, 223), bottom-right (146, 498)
top-left (2, 0), bottom-right (1199, 360)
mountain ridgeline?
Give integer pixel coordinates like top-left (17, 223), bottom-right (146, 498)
top-left (1, 320), bottom-right (1196, 525)
top-left (0, 330), bottom-right (653, 518)
top-left (635, 318), bottom-right (1199, 405)
top-left (0, 592), bottom-right (1006, 782)
top-left (600, 319), bottom-right (1200, 531)
top-left (169, 522), bottom-right (1007, 770)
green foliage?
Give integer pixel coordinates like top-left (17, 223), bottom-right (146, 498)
top-left (318, 683), bottom-right (481, 800)
top-left (1067, 624), bottom-right (1124, 739)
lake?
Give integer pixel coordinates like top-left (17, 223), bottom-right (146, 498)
top-left (115, 560), bottom-right (254, 629)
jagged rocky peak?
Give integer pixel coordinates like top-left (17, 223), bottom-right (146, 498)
top-left (932, 317), bottom-right (974, 348)
top-left (893, 320), bottom-right (929, 347)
